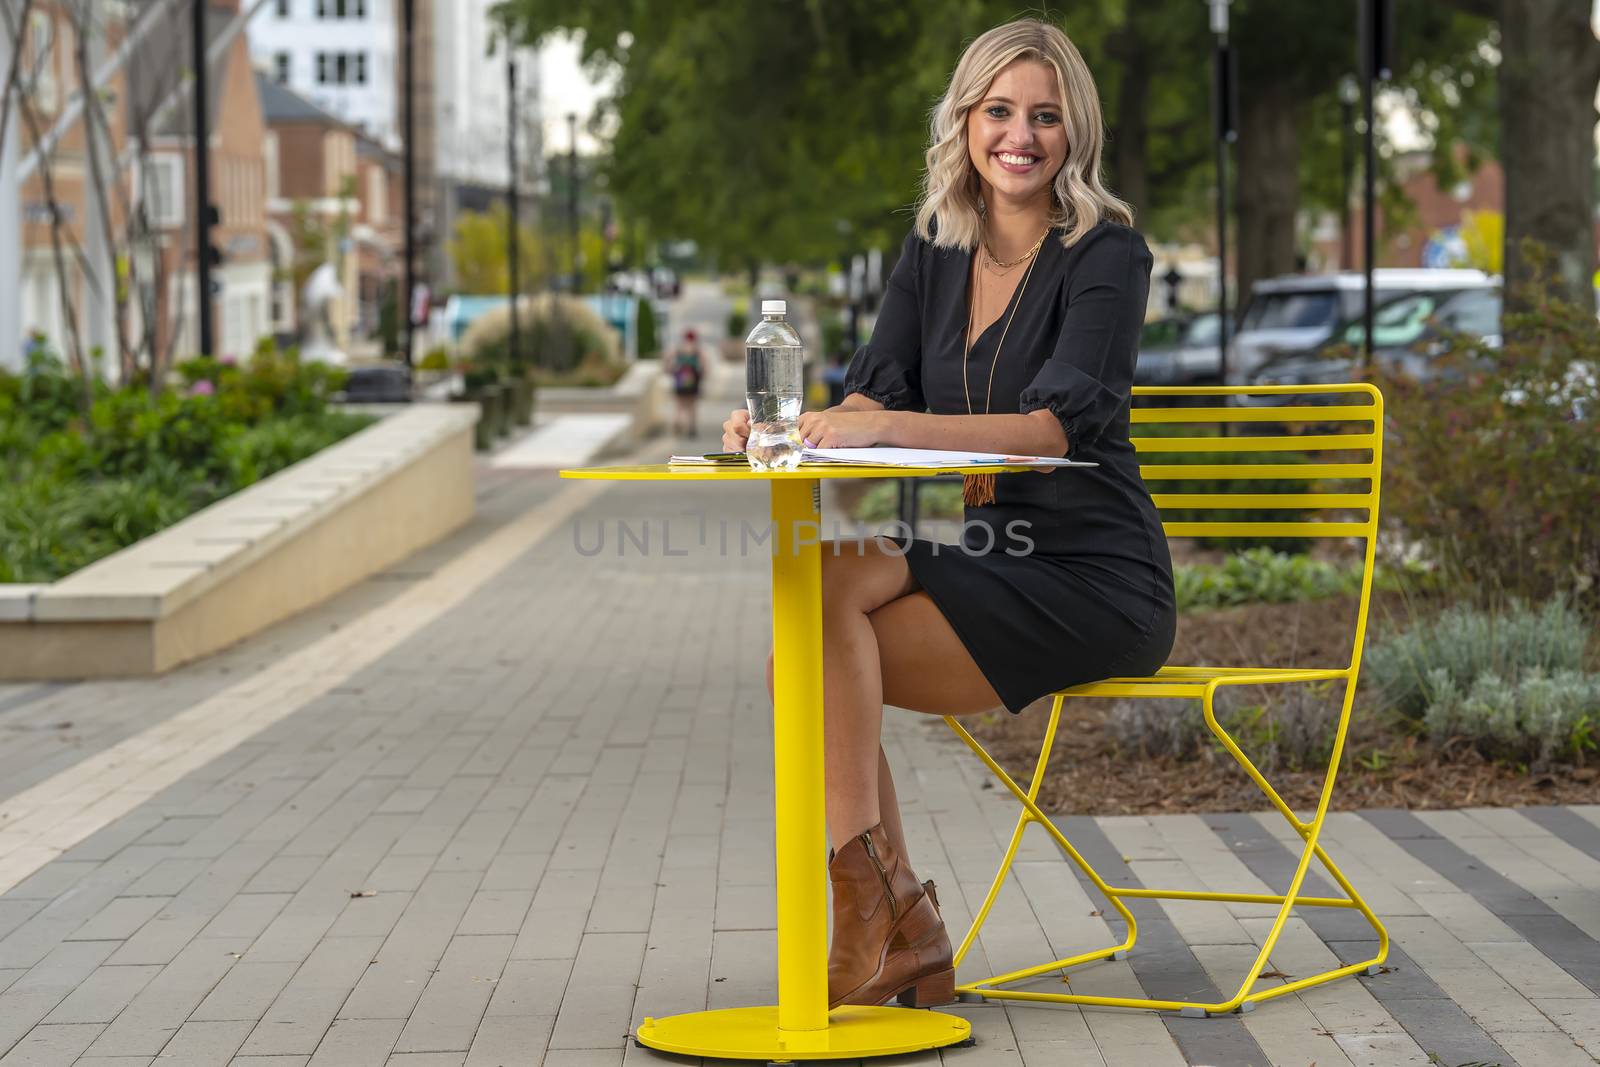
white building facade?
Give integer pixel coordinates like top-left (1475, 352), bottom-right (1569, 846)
top-left (432, 0), bottom-right (542, 192)
top-left (248, 0), bottom-right (399, 148)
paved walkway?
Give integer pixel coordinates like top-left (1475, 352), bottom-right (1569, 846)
top-left (1, 291), bottom-right (1597, 1065)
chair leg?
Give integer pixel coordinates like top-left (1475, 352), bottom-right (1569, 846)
top-left (944, 699), bottom-right (1139, 996)
top-left (942, 679), bottom-right (1389, 1014)
top-left (1198, 677), bottom-right (1389, 1012)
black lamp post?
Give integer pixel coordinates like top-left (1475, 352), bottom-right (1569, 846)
top-left (400, 0), bottom-right (416, 368)
top-left (1338, 74), bottom-right (1359, 272)
top-left (1358, 0), bottom-right (1394, 368)
top-left (191, 0), bottom-right (214, 358)
top-left (506, 36), bottom-right (520, 369)
top-left (1208, 0), bottom-right (1236, 387)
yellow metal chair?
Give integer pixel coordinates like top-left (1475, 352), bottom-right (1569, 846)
top-left (943, 382), bottom-right (1390, 1016)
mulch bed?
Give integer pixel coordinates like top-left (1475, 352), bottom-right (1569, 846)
top-left (958, 590), bottom-right (1600, 815)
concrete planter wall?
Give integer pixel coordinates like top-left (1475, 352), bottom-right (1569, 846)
top-left (0, 405), bottom-right (480, 680)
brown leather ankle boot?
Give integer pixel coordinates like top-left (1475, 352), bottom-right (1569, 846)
top-left (827, 823), bottom-right (955, 1009)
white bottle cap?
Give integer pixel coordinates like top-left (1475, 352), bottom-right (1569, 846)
top-left (761, 299), bottom-right (786, 316)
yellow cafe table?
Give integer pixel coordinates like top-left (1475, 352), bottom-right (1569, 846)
top-left (557, 461), bottom-right (1028, 1061)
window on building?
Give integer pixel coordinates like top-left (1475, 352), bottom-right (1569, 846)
top-left (276, 0), bottom-right (290, 15)
top-left (273, 51), bottom-right (290, 84)
top-left (314, 51), bottom-right (369, 86)
top-left (140, 155), bottom-right (185, 229)
top-left (354, 0), bottom-right (366, 15)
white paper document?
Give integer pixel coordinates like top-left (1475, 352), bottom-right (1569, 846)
top-left (668, 447), bottom-right (1095, 469)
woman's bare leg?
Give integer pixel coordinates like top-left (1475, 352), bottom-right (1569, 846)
top-left (766, 540), bottom-right (1003, 853)
top-left (877, 747), bottom-right (908, 860)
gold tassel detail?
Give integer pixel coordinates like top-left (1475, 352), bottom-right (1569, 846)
top-left (962, 472), bottom-right (997, 507)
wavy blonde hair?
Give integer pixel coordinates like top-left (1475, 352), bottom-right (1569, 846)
top-left (915, 19), bottom-right (1132, 251)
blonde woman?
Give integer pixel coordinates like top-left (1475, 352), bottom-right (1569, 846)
top-left (722, 19), bottom-right (1176, 1009)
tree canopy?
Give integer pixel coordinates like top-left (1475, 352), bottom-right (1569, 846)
top-left (502, 0), bottom-right (1556, 301)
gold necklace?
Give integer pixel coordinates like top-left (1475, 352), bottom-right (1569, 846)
top-left (982, 228), bottom-right (1048, 271)
top-left (961, 235), bottom-right (1046, 506)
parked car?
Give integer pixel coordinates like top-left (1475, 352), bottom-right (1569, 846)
top-left (1227, 268), bottom-right (1495, 385)
top-left (1135, 311), bottom-right (1228, 387)
top-left (1244, 282), bottom-right (1592, 422)
top-left (1247, 285), bottom-right (1502, 394)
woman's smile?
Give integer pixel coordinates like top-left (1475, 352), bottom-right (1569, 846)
top-left (993, 150), bottom-right (1041, 173)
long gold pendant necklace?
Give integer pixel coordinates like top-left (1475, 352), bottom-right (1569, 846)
top-left (961, 228), bottom-right (1047, 507)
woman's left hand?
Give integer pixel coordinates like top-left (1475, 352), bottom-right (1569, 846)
top-left (798, 409), bottom-right (890, 448)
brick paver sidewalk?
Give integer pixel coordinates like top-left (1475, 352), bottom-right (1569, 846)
top-left (1, 452), bottom-right (1597, 1066)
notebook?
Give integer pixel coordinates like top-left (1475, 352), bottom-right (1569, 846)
top-left (667, 447), bottom-right (1095, 469)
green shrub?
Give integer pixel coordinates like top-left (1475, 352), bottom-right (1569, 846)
top-left (1419, 668), bottom-right (1599, 767)
top-left (1365, 597), bottom-right (1589, 719)
top-left (418, 347), bottom-right (452, 373)
top-left (1373, 243), bottom-right (1599, 612)
top-left (1175, 548), bottom-right (1367, 611)
top-left (1107, 683), bottom-right (1344, 773)
top-left (635, 296), bottom-right (659, 358)
top-left (460, 293), bottom-right (620, 376)
top-left (1364, 597), bottom-right (1597, 767)
top-left (223, 412), bottom-right (375, 487)
top-left (727, 301), bottom-right (748, 341)
top-left (0, 344), bottom-right (372, 583)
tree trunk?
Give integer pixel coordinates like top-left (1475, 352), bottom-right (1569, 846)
top-left (1109, 22), bottom-right (1151, 222)
top-left (1498, 0), bottom-right (1600, 311)
top-left (1234, 86), bottom-right (1301, 314)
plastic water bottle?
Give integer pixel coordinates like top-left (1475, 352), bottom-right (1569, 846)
top-left (744, 299), bottom-right (805, 471)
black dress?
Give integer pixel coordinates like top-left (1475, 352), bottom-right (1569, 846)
top-left (844, 220), bottom-right (1177, 713)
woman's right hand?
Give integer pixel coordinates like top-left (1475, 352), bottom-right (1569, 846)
top-left (721, 408), bottom-right (751, 452)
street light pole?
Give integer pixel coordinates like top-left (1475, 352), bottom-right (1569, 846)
top-left (1338, 74), bottom-right (1359, 272)
top-left (1358, 0), bottom-right (1393, 368)
top-left (191, 0), bottom-right (214, 358)
top-left (567, 112), bottom-right (579, 294)
top-left (400, 0), bottom-right (416, 368)
top-left (506, 39), bottom-right (520, 369)
top-left (1208, 0), bottom-right (1235, 387)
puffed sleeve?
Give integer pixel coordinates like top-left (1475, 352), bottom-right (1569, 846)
top-left (1019, 224), bottom-right (1152, 458)
top-left (842, 230), bottom-right (926, 411)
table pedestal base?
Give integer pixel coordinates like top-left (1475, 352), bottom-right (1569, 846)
top-left (635, 1005), bottom-right (972, 1060)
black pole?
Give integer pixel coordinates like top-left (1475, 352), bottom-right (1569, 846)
top-left (191, 0), bottom-right (214, 357)
top-left (1211, 22), bottom-right (1234, 387)
top-left (401, 0), bottom-right (416, 368)
top-left (507, 45), bottom-right (520, 369)
top-left (1340, 85), bottom-right (1355, 271)
top-left (1359, 0), bottom-right (1391, 369)
top-left (567, 112), bottom-right (579, 293)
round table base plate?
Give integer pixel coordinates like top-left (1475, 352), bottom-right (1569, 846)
top-left (635, 1005), bottom-right (972, 1060)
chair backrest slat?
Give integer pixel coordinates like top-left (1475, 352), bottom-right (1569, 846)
top-left (1163, 520), bottom-right (1372, 539)
top-left (1139, 462), bottom-right (1372, 481)
top-left (1132, 432), bottom-right (1379, 454)
top-left (1131, 404), bottom-right (1377, 425)
top-left (1150, 492), bottom-right (1371, 511)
